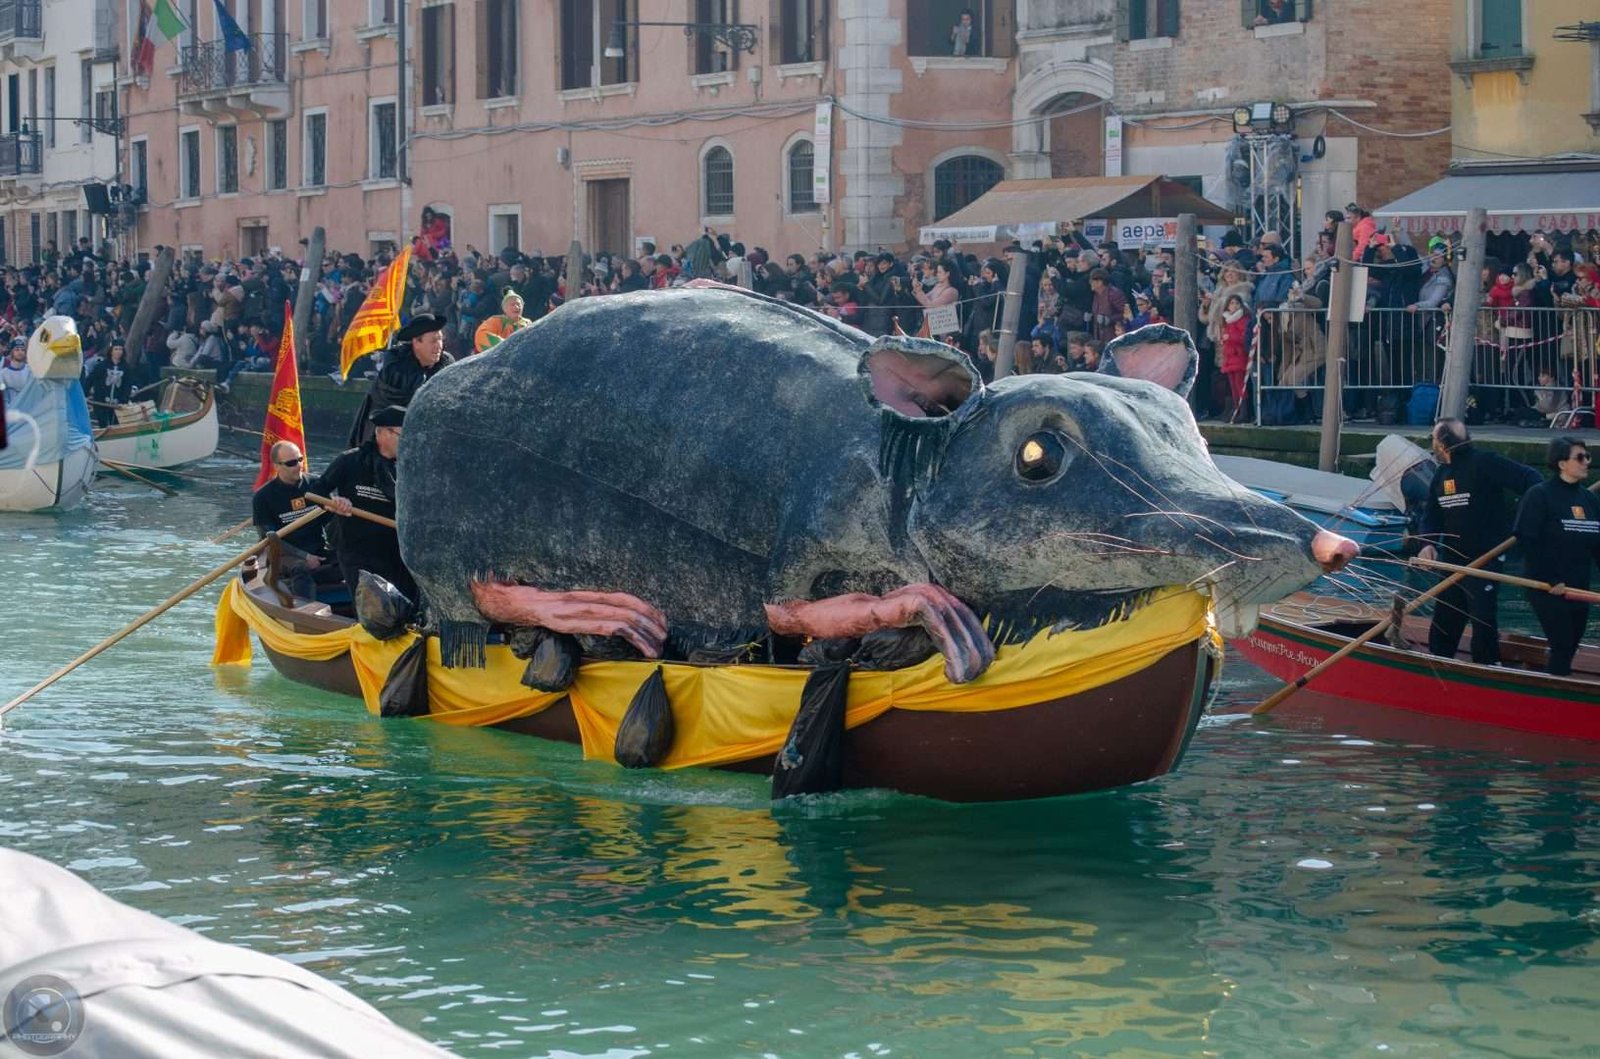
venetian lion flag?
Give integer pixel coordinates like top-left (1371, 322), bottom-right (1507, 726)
top-left (339, 245), bottom-right (412, 380)
top-left (255, 302), bottom-right (306, 489)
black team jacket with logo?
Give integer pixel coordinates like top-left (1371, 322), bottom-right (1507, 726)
top-left (1515, 478), bottom-right (1600, 589)
top-left (1420, 445), bottom-right (1541, 562)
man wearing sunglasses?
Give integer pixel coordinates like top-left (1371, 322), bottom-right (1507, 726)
top-left (252, 440), bottom-right (332, 595)
top-left (1514, 437), bottom-right (1600, 675)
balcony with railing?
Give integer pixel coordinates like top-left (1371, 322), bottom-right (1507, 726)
top-left (178, 33), bottom-right (291, 120)
top-left (0, 0), bottom-right (43, 60)
top-left (0, 132), bottom-right (43, 180)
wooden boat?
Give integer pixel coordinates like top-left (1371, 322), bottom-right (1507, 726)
top-left (0, 440), bottom-right (96, 511)
top-left (2, 362), bottom-right (96, 513)
top-left (1213, 454), bottom-right (1411, 554)
top-left (95, 377), bottom-right (218, 471)
top-left (1231, 593), bottom-right (1600, 742)
top-left (218, 562), bottom-right (1221, 802)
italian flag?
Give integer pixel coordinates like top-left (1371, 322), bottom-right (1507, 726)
top-left (135, 0), bottom-right (190, 76)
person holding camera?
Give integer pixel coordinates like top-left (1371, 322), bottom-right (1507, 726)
top-left (912, 260), bottom-right (959, 315)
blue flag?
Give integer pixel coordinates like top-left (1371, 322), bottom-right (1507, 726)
top-left (212, 0), bottom-right (251, 51)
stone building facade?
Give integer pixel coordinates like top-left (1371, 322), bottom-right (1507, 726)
top-left (0, 0), bottom-right (122, 265)
top-left (122, 0), bottom-right (1021, 260)
top-left (1010, 0), bottom-right (1452, 255)
top-left (113, 0), bottom-right (1456, 262)
top-left (125, 0), bottom-right (403, 261)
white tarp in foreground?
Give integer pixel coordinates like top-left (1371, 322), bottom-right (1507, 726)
top-left (0, 848), bottom-right (451, 1058)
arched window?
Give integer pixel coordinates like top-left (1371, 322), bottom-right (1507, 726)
top-left (786, 139), bottom-right (818, 214)
top-left (702, 145), bottom-right (734, 217)
top-left (933, 154), bottom-right (1004, 221)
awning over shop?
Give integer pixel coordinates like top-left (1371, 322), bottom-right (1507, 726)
top-left (1375, 169), bottom-right (1600, 236)
top-left (918, 175), bottom-right (1235, 245)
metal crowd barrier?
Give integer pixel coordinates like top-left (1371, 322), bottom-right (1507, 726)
top-left (1462, 306), bottom-right (1600, 423)
top-left (1249, 305), bottom-right (1448, 425)
top-left (1249, 304), bottom-right (1600, 426)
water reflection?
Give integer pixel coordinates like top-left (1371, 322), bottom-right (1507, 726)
top-left (3, 460), bottom-right (1599, 1056)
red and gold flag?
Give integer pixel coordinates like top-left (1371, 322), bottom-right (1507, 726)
top-left (255, 301), bottom-right (306, 489)
top-left (339, 245), bottom-right (412, 379)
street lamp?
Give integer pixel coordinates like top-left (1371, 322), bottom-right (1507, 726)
top-left (603, 19), bottom-right (759, 60)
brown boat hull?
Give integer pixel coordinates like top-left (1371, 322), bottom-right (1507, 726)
top-left (249, 578), bottom-right (1214, 802)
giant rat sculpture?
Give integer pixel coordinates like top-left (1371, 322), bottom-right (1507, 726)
top-left (395, 285), bottom-right (1353, 684)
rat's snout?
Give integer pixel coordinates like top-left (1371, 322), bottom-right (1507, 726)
top-left (1312, 529), bottom-right (1358, 573)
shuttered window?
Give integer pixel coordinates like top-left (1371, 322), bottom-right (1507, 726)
top-left (702, 145), bottom-right (734, 217)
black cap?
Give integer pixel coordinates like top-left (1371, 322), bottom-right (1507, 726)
top-left (393, 313), bottom-right (447, 343)
top-left (370, 404), bottom-right (407, 427)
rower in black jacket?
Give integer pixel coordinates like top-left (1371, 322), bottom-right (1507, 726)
top-left (1514, 437), bottom-right (1600, 676)
top-left (315, 404), bottom-right (414, 601)
top-left (1417, 418), bottom-right (1540, 665)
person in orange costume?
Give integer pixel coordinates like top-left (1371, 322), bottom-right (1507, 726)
top-left (473, 289), bottom-right (534, 354)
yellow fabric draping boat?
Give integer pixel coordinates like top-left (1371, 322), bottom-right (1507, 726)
top-left (215, 576), bottom-right (1219, 799)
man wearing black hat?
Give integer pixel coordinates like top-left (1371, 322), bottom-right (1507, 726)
top-left (315, 404), bottom-right (414, 600)
top-left (349, 313), bottom-right (454, 445)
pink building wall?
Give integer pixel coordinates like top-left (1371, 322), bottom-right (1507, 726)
top-left (127, 4), bottom-right (402, 260)
top-left (128, 1), bottom-right (1021, 263)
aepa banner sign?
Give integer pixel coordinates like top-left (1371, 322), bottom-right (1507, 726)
top-left (1113, 217), bottom-right (1178, 246)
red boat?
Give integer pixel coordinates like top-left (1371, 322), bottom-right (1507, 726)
top-left (1231, 594), bottom-right (1600, 742)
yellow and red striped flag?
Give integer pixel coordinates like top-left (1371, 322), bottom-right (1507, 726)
top-left (338, 244), bottom-right (412, 379)
top-left (255, 301), bottom-right (306, 489)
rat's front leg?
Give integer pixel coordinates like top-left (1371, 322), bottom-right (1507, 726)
top-left (471, 581), bottom-right (667, 658)
top-left (765, 584), bottom-right (994, 684)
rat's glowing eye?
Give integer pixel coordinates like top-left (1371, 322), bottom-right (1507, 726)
top-left (1015, 432), bottom-right (1067, 483)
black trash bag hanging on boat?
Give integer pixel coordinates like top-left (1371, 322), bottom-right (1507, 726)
top-left (614, 666), bottom-right (675, 768)
top-left (508, 627), bottom-right (581, 692)
top-left (772, 663), bottom-right (850, 800)
top-left (355, 570), bottom-right (414, 641)
top-left (378, 637), bottom-right (431, 717)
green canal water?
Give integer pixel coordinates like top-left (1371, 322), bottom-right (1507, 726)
top-left (3, 457), bottom-right (1598, 1058)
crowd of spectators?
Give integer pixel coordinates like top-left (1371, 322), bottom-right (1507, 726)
top-left (3, 211), bottom-right (1596, 431)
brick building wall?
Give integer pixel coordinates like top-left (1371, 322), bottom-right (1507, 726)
top-left (1090, 0), bottom-right (1452, 250)
top-left (1322, 0), bottom-right (1452, 213)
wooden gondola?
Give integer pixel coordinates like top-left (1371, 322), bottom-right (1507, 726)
top-left (95, 377), bottom-right (219, 472)
top-left (1231, 593), bottom-right (1600, 742)
top-left (218, 560), bottom-right (1222, 803)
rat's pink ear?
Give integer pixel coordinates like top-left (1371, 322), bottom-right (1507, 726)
top-left (860, 336), bottom-right (980, 419)
top-left (1098, 323), bottom-right (1198, 397)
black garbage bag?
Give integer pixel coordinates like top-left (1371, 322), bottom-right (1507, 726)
top-left (507, 627), bottom-right (581, 692)
top-left (614, 666), bottom-right (674, 768)
top-left (355, 570), bottom-right (414, 641)
top-left (854, 627), bottom-right (937, 670)
top-left (797, 637), bottom-right (860, 667)
top-left (378, 637), bottom-right (431, 717)
top-left (772, 663), bottom-right (849, 800)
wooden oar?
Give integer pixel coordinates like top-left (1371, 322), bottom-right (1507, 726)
top-left (305, 491), bottom-right (398, 529)
top-left (99, 459), bottom-right (179, 497)
top-left (208, 490), bottom-right (395, 551)
top-left (1410, 557), bottom-right (1600, 605)
top-left (129, 378), bottom-right (171, 399)
top-left (1252, 538), bottom-right (1517, 715)
top-left (209, 516), bottom-right (254, 544)
top-left (0, 507), bottom-right (328, 718)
